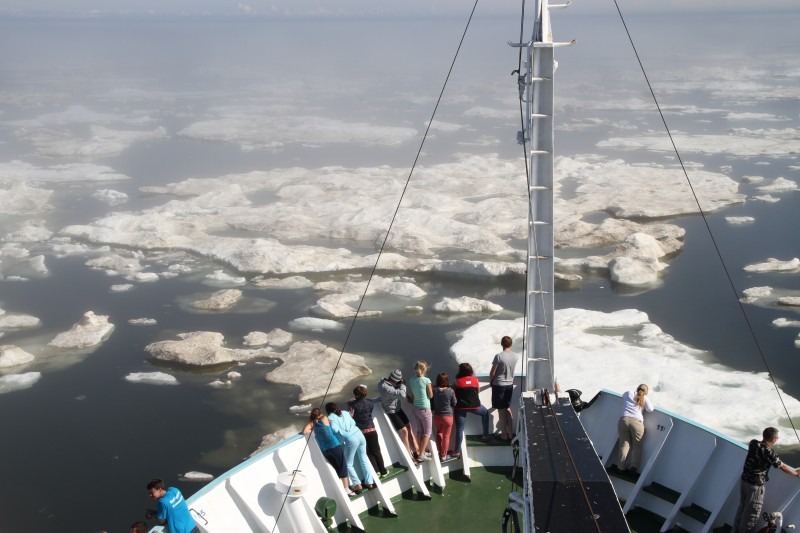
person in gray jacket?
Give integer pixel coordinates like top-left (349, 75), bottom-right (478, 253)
top-left (378, 369), bottom-right (419, 464)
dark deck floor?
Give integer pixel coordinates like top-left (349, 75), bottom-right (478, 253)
top-left (342, 466), bottom-right (522, 532)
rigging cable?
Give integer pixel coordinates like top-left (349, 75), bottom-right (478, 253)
top-left (611, 0), bottom-right (800, 444)
top-left (271, 1), bottom-right (483, 529)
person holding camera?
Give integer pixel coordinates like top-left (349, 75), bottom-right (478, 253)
top-left (378, 369), bottom-right (419, 464)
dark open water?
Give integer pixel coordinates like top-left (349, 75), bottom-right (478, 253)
top-left (0, 10), bottom-right (798, 533)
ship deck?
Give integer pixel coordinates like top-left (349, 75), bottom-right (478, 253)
top-left (345, 465), bottom-right (521, 532)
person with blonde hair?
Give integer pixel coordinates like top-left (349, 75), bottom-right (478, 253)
top-left (406, 360), bottom-right (433, 462)
top-left (616, 383), bottom-right (654, 474)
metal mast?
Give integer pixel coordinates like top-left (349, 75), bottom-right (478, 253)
top-left (511, 0), bottom-right (573, 393)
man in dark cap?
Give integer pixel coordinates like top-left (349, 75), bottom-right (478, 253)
top-left (734, 427), bottom-right (800, 532)
top-left (378, 369), bottom-right (419, 463)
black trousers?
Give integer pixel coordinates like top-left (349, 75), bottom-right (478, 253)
top-left (363, 431), bottom-right (386, 475)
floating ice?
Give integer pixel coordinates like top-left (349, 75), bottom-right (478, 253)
top-left (432, 296), bottom-right (503, 314)
top-left (756, 177), bottom-right (798, 192)
top-left (774, 318), bottom-right (800, 328)
top-left (0, 159), bottom-right (130, 183)
top-left (597, 129), bottom-right (800, 158)
top-left (778, 297), bottom-right (800, 307)
top-left (752, 194), bottom-right (780, 203)
top-left (179, 471), bottom-right (214, 482)
top-left (288, 317), bottom-right (344, 332)
top-left (205, 270), bottom-right (246, 285)
top-left (111, 284), bottom-right (134, 292)
top-left (0, 312), bottom-right (41, 330)
top-left (48, 311), bottom-right (114, 349)
top-left (725, 216), bottom-right (755, 225)
top-left (2, 221), bottom-right (53, 242)
top-left (133, 272), bottom-right (159, 282)
top-left (251, 275), bottom-right (313, 289)
top-left (266, 340), bottom-right (371, 401)
top-left (178, 111), bottom-right (417, 151)
top-left (92, 189), bottom-right (128, 206)
top-left (741, 286), bottom-right (772, 303)
top-left (0, 345), bottom-right (35, 368)
top-left (124, 372), bottom-right (179, 385)
top-left (289, 404), bottom-right (312, 414)
top-left (0, 372), bottom-right (41, 394)
top-left (451, 309), bottom-right (800, 442)
top-left (243, 328), bottom-right (292, 348)
top-left (190, 289), bottom-right (242, 311)
top-left (250, 426), bottom-right (302, 457)
top-left (146, 331), bottom-right (273, 366)
top-left (741, 175), bottom-right (765, 183)
top-left (0, 182), bottom-right (53, 215)
top-left (744, 258), bottom-right (800, 273)
top-left (128, 318), bottom-right (157, 326)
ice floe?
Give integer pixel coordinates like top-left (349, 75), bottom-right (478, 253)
top-left (92, 189), bottom-right (129, 206)
top-left (756, 177), bottom-right (798, 192)
top-left (777, 297), bottom-right (800, 307)
top-left (111, 284), bottom-right (134, 292)
top-left (725, 216), bottom-right (755, 225)
top-left (432, 296), bottom-right (503, 314)
top-left (451, 308), bottom-right (800, 442)
top-left (0, 312), bottom-right (41, 330)
top-left (265, 340), bottom-right (371, 401)
top-left (2, 220), bottom-right (53, 242)
top-left (128, 318), bottom-right (157, 326)
top-left (743, 258), bottom-right (800, 273)
top-left (243, 329), bottom-right (292, 348)
top-left (190, 289), bottom-right (243, 311)
top-left (288, 317), bottom-right (344, 332)
top-left (48, 311), bottom-right (114, 349)
top-left (145, 331), bottom-right (273, 366)
top-left (251, 275), bottom-right (313, 289)
top-left (124, 372), bottom-right (179, 385)
top-left (0, 345), bottom-right (35, 368)
top-left (774, 318), bottom-right (800, 328)
top-left (0, 372), bottom-right (41, 394)
top-left (0, 182), bottom-right (53, 215)
top-left (178, 110), bottom-right (417, 151)
top-left (741, 286), bottom-right (772, 304)
top-left (205, 270), bottom-right (246, 285)
top-left (179, 471), bottom-right (214, 482)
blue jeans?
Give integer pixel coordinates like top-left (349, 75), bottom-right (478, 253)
top-left (453, 406), bottom-right (490, 454)
top-left (342, 430), bottom-right (374, 486)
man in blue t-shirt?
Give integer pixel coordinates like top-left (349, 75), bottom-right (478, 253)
top-left (145, 478), bottom-right (198, 533)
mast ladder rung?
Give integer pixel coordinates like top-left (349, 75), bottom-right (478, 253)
top-left (529, 324), bottom-right (550, 329)
top-left (528, 290), bottom-right (551, 295)
top-left (528, 255), bottom-right (551, 260)
top-left (530, 77), bottom-right (551, 82)
top-left (530, 150), bottom-right (549, 155)
top-left (533, 40), bottom-right (575, 49)
top-left (531, 220), bottom-right (551, 226)
top-left (529, 185), bottom-right (551, 191)
top-left (531, 113), bottom-right (548, 119)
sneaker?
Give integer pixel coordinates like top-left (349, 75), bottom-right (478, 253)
top-left (346, 490), bottom-right (358, 497)
top-left (423, 451), bottom-right (432, 458)
top-left (379, 471), bottom-right (390, 478)
top-left (441, 455), bottom-right (453, 462)
top-left (418, 454), bottom-right (431, 462)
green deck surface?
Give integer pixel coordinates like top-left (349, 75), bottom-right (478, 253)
top-left (340, 466), bottom-right (521, 532)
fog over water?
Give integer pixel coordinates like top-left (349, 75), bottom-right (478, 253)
top-left (0, 8), bottom-right (799, 533)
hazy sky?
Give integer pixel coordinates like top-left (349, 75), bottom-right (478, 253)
top-left (1, 0), bottom-right (798, 18)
